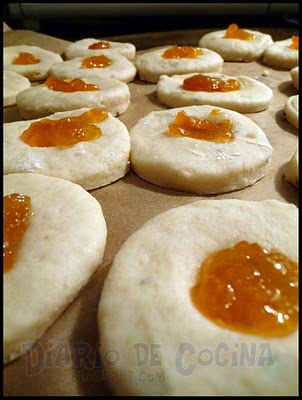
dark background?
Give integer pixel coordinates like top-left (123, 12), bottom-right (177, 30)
top-left (3, 3), bottom-right (299, 42)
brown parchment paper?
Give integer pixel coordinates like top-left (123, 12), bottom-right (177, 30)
top-left (3, 28), bottom-right (298, 396)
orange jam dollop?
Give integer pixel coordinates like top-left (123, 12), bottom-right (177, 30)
top-left (168, 110), bottom-right (234, 142)
top-left (191, 241), bottom-right (298, 337)
top-left (224, 23), bottom-right (255, 40)
top-left (3, 193), bottom-right (32, 273)
top-left (289, 36), bottom-right (299, 50)
top-left (82, 55), bottom-right (111, 68)
top-left (20, 109), bottom-right (108, 148)
top-left (12, 52), bottom-right (41, 65)
top-left (162, 46), bottom-right (203, 59)
top-left (183, 73), bottom-right (241, 92)
top-left (45, 76), bottom-right (100, 92)
top-left (88, 41), bottom-right (111, 50)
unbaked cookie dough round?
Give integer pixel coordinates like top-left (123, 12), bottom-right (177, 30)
top-left (263, 37), bottom-right (299, 69)
top-left (198, 27), bottom-right (273, 62)
top-left (284, 149), bottom-right (298, 187)
top-left (134, 45), bottom-right (223, 83)
top-left (64, 38), bottom-right (136, 60)
top-left (50, 54), bottom-right (137, 83)
top-left (290, 66), bottom-right (299, 91)
top-left (98, 198), bottom-right (298, 396)
top-left (284, 95), bottom-right (298, 129)
top-left (16, 76), bottom-right (130, 119)
top-left (4, 70), bottom-right (31, 107)
top-left (4, 172), bottom-right (107, 364)
top-left (129, 105), bottom-right (273, 194)
top-left (4, 108), bottom-right (131, 190)
top-left (4, 45), bottom-right (63, 81)
top-left (157, 72), bottom-right (273, 113)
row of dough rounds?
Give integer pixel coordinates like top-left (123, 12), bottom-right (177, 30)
top-left (3, 33), bottom-right (298, 151)
top-left (3, 25), bottom-right (299, 106)
top-left (3, 47), bottom-right (298, 192)
top-left (3, 30), bottom-right (298, 138)
top-left (5, 63), bottom-right (281, 118)
top-left (4, 105), bottom-right (273, 194)
top-left (3, 25), bottom-right (298, 397)
top-left (4, 26), bottom-right (298, 83)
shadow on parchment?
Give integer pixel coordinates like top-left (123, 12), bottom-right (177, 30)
top-left (69, 260), bottom-right (116, 396)
top-left (274, 162), bottom-right (299, 208)
top-left (274, 109), bottom-right (298, 136)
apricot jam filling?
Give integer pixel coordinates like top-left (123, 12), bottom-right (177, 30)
top-left (3, 193), bottom-right (32, 273)
top-left (12, 52), bottom-right (41, 65)
top-left (82, 55), bottom-right (111, 68)
top-left (162, 46), bottom-right (203, 59)
top-left (88, 41), bottom-right (111, 50)
top-left (289, 36), bottom-right (299, 50)
top-left (168, 110), bottom-right (234, 143)
top-left (224, 23), bottom-right (255, 40)
top-left (45, 76), bottom-right (100, 92)
top-left (20, 109), bottom-right (108, 148)
top-left (183, 74), bottom-right (241, 92)
top-left (191, 241), bottom-right (298, 337)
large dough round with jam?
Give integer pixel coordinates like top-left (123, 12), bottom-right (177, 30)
top-left (198, 28), bottom-right (273, 62)
top-left (4, 45), bottom-right (63, 81)
top-left (4, 108), bottom-right (131, 190)
top-left (157, 72), bottom-right (273, 113)
top-left (64, 38), bottom-right (136, 60)
top-left (16, 76), bottom-right (130, 119)
top-left (50, 54), bottom-right (137, 83)
top-left (134, 46), bottom-right (223, 83)
top-left (98, 198), bottom-right (298, 396)
top-left (129, 105), bottom-right (273, 194)
top-left (4, 173), bottom-right (107, 364)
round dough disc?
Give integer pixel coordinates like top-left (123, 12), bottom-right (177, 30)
top-left (157, 72), bottom-right (273, 113)
top-left (290, 66), bottom-right (299, 91)
top-left (64, 38), bottom-right (136, 60)
top-left (284, 149), bottom-right (299, 187)
top-left (4, 70), bottom-right (31, 107)
top-left (130, 105), bottom-right (273, 194)
top-left (4, 108), bottom-right (131, 190)
top-left (98, 198), bottom-right (298, 396)
top-left (263, 38), bottom-right (299, 69)
top-left (4, 173), bottom-right (107, 364)
top-left (50, 54), bottom-right (137, 83)
top-left (16, 76), bottom-right (130, 119)
top-left (284, 95), bottom-right (299, 129)
top-left (198, 29), bottom-right (273, 62)
top-left (134, 46), bottom-right (223, 83)
top-left (4, 45), bottom-right (63, 81)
